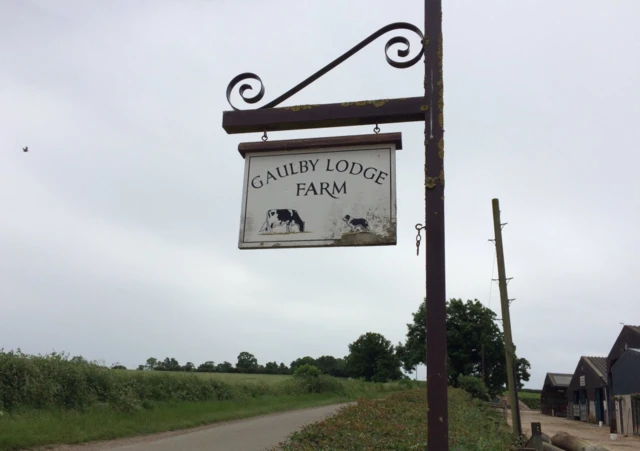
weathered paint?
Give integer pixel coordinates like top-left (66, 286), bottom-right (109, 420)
top-left (238, 140), bottom-right (398, 249)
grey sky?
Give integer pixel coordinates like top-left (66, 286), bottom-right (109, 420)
top-left (1, 0), bottom-right (639, 389)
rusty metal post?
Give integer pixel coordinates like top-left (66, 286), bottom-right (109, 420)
top-left (424, 0), bottom-right (448, 449)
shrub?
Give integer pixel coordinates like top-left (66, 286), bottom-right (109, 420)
top-left (293, 364), bottom-right (322, 379)
top-left (291, 365), bottom-right (344, 394)
top-left (457, 375), bottom-right (489, 401)
top-left (0, 350), bottom-right (407, 413)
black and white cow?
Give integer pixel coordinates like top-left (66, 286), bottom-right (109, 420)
top-left (259, 209), bottom-right (305, 234)
top-left (342, 215), bottom-right (369, 232)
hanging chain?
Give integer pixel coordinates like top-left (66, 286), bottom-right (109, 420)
top-left (373, 123), bottom-right (380, 134)
top-left (415, 223), bottom-right (426, 255)
top-left (262, 131), bottom-right (268, 142)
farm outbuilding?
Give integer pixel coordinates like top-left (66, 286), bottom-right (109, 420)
top-left (607, 325), bottom-right (640, 436)
top-left (567, 356), bottom-right (608, 425)
top-left (541, 372), bottom-right (572, 417)
top-left (611, 348), bottom-right (640, 436)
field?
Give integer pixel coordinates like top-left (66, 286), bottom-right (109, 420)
top-left (271, 388), bottom-right (516, 450)
top-left (123, 369), bottom-right (292, 384)
top-left (0, 351), bottom-right (412, 451)
top-left (513, 391), bottom-right (541, 410)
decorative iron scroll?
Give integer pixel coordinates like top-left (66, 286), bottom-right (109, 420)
top-left (225, 22), bottom-right (424, 111)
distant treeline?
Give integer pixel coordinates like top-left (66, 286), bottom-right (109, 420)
top-left (132, 354), bottom-right (349, 378)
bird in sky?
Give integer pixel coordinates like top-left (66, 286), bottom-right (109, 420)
top-left (23, 146), bottom-right (28, 152)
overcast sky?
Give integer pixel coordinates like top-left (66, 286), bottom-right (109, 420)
top-left (1, 0), bottom-right (639, 389)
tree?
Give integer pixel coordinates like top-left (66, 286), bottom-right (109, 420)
top-left (290, 356), bottom-right (316, 373)
top-left (216, 361), bottom-right (234, 373)
top-left (197, 361), bottom-right (216, 372)
top-left (145, 357), bottom-right (158, 371)
top-left (156, 357), bottom-right (181, 371)
top-left (314, 355), bottom-right (336, 375)
top-left (516, 357), bottom-right (532, 390)
top-left (183, 362), bottom-right (195, 372)
top-left (137, 364), bottom-right (145, 371)
top-left (398, 298), bottom-right (531, 396)
top-left (395, 342), bottom-right (422, 376)
top-left (111, 363), bottom-right (127, 370)
top-left (264, 361), bottom-right (279, 374)
top-left (236, 352), bottom-right (258, 373)
top-left (278, 362), bottom-right (290, 375)
top-left (314, 355), bottom-right (348, 378)
top-left (346, 332), bottom-right (403, 382)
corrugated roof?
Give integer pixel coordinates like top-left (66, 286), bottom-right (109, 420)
top-left (583, 356), bottom-right (607, 380)
top-left (547, 372), bottom-right (572, 387)
top-left (628, 325), bottom-right (640, 334)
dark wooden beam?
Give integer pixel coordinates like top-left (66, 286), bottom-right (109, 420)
top-left (237, 132), bottom-right (402, 158)
top-left (222, 97), bottom-right (426, 134)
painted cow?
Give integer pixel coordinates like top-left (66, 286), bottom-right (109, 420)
top-left (343, 215), bottom-right (369, 232)
top-left (259, 209), bottom-right (305, 234)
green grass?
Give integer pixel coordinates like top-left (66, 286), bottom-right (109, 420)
top-left (0, 394), bottom-right (369, 451)
top-left (271, 388), bottom-right (516, 451)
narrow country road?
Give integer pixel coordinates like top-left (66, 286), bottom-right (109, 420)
top-left (51, 403), bottom-right (351, 451)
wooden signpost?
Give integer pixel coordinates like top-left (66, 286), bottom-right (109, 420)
top-left (222, 2), bottom-right (447, 448)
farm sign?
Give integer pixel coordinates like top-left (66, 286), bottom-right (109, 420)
top-left (237, 133), bottom-right (401, 249)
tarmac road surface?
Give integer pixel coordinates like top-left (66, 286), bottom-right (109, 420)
top-left (48, 403), bottom-right (351, 451)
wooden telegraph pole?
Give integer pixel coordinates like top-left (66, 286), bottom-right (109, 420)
top-left (491, 198), bottom-right (522, 438)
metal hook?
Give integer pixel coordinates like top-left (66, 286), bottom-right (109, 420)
top-left (262, 131), bottom-right (268, 142)
top-left (373, 123), bottom-right (380, 134)
top-left (415, 223), bottom-right (426, 256)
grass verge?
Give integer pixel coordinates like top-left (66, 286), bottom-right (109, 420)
top-left (0, 392), bottom-right (391, 451)
top-left (270, 388), bottom-right (516, 450)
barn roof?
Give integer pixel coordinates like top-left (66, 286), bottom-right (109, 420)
top-left (607, 325), bottom-right (640, 368)
top-left (583, 356), bottom-right (607, 380)
top-left (546, 372), bottom-right (572, 387)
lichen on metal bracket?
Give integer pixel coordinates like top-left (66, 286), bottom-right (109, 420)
top-left (420, 105), bottom-right (429, 112)
top-left (425, 177), bottom-right (437, 189)
top-left (438, 138), bottom-right (444, 159)
top-left (439, 169), bottom-right (445, 187)
top-left (339, 99), bottom-right (390, 108)
top-left (282, 104), bottom-right (317, 112)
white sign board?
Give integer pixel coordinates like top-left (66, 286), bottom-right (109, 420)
top-left (238, 135), bottom-right (399, 249)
